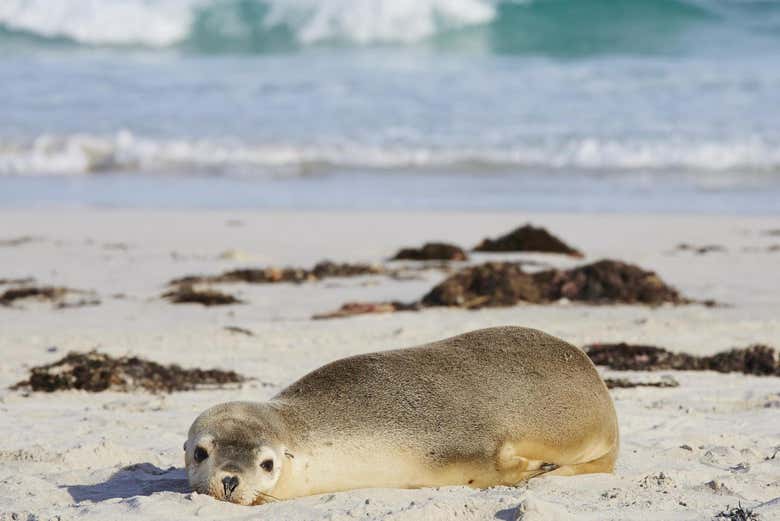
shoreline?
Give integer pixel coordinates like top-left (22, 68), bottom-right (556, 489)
top-left (2, 173), bottom-right (779, 215)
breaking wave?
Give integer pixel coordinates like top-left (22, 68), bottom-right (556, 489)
top-left (0, 0), bottom-right (775, 54)
top-left (3, 131), bottom-right (780, 178)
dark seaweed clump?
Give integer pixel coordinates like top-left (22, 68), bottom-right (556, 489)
top-left (12, 351), bottom-right (245, 393)
top-left (675, 243), bottom-right (726, 255)
top-left (532, 260), bottom-right (686, 305)
top-left (169, 260), bottom-right (386, 287)
top-left (586, 343), bottom-right (779, 376)
top-left (0, 286), bottom-right (67, 305)
top-left (604, 376), bottom-right (679, 389)
top-left (0, 286), bottom-right (99, 308)
top-left (473, 224), bottom-right (582, 257)
top-left (714, 503), bottom-right (759, 521)
top-left (162, 285), bottom-right (243, 306)
top-left (391, 242), bottom-right (468, 261)
top-left (706, 346), bottom-right (779, 375)
top-left (314, 259), bottom-right (689, 318)
top-left (313, 301), bottom-right (422, 320)
top-left (422, 259), bottom-right (686, 308)
top-left (421, 262), bottom-right (541, 308)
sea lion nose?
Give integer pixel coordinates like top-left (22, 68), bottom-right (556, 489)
top-left (222, 475), bottom-right (239, 498)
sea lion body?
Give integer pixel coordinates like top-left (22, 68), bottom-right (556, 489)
top-left (185, 326), bottom-right (619, 504)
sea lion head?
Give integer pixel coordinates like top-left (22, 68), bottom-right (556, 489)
top-left (185, 402), bottom-right (287, 505)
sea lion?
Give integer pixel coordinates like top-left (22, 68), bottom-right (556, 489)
top-left (184, 326), bottom-right (619, 505)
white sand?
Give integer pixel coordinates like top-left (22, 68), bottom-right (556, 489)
top-left (0, 210), bottom-right (779, 521)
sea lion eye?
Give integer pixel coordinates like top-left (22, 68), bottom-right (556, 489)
top-left (260, 459), bottom-right (274, 472)
top-left (194, 446), bottom-right (208, 463)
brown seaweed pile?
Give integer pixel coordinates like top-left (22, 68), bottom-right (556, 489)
top-left (604, 376), bottom-right (679, 389)
top-left (169, 260), bottom-right (387, 287)
top-left (473, 224), bottom-right (582, 257)
top-left (532, 260), bottom-right (686, 305)
top-left (675, 243), bottom-right (726, 255)
top-left (1, 286), bottom-right (67, 305)
top-left (162, 285), bottom-right (243, 306)
top-left (714, 504), bottom-right (759, 521)
top-left (586, 343), bottom-right (779, 376)
top-left (224, 325), bottom-right (255, 336)
top-left (314, 259), bottom-right (689, 318)
top-left (12, 351), bottom-right (246, 393)
top-left (313, 301), bottom-right (421, 320)
top-left (421, 262), bottom-right (541, 308)
top-left (706, 345), bottom-right (780, 375)
top-left (0, 285), bottom-right (99, 309)
top-left (391, 242), bottom-right (468, 261)
top-left (422, 259), bottom-right (686, 308)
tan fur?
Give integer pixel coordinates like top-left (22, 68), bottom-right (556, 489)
top-left (186, 326), bottom-right (619, 504)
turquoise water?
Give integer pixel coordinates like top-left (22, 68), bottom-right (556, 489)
top-left (1, 0), bottom-right (779, 213)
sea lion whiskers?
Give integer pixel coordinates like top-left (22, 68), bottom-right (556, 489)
top-left (252, 491), bottom-right (281, 505)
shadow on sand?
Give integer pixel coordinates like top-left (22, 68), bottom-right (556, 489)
top-left (494, 506), bottom-right (518, 520)
top-left (66, 463), bottom-right (189, 502)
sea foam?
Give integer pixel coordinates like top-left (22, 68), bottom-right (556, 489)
top-left (2, 131), bottom-right (779, 178)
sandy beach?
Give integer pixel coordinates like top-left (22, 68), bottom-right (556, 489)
top-left (5, 0), bottom-right (780, 517)
top-left (0, 209), bottom-right (778, 520)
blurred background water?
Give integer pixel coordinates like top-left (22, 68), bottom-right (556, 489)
top-left (1, 0), bottom-right (779, 213)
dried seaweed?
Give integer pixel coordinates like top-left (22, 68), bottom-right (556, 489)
top-left (714, 503), bottom-right (759, 521)
top-left (604, 376), bottom-right (679, 389)
top-left (532, 260), bottom-right (687, 305)
top-left (1, 286), bottom-right (67, 305)
top-left (391, 242), bottom-right (468, 261)
top-left (421, 262), bottom-right (541, 308)
top-left (587, 343), bottom-right (699, 371)
top-left (162, 286), bottom-right (242, 306)
top-left (473, 224), bottom-right (582, 257)
top-left (314, 259), bottom-right (689, 318)
top-left (169, 260), bottom-right (387, 287)
top-left (12, 351), bottom-right (246, 393)
top-left (224, 326), bottom-right (255, 336)
top-left (421, 259), bottom-right (686, 309)
top-left (675, 243), bottom-right (726, 254)
top-left (587, 343), bottom-right (779, 376)
top-left (706, 345), bottom-right (779, 375)
top-left (313, 301), bottom-right (421, 320)
top-left (0, 285), bottom-right (102, 309)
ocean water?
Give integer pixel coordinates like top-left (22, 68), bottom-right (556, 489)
top-left (1, 0), bottom-right (779, 213)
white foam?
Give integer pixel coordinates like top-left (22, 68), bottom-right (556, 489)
top-left (2, 131), bottom-right (780, 178)
top-left (0, 0), bottom-right (197, 46)
top-left (263, 0), bottom-right (495, 45)
top-left (0, 0), bottom-right (495, 47)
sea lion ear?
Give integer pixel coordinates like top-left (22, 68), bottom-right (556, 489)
top-left (183, 441), bottom-right (188, 452)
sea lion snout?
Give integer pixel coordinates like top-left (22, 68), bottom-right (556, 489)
top-left (222, 475), bottom-right (239, 499)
